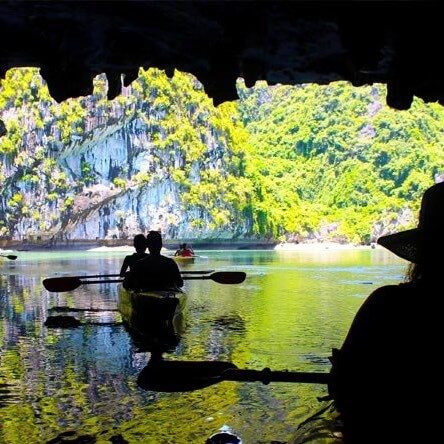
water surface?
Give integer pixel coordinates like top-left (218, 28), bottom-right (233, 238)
top-left (0, 248), bottom-right (406, 443)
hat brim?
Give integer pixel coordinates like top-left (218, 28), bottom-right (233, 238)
top-left (377, 228), bottom-right (420, 263)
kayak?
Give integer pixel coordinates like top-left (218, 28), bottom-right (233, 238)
top-left (117, 284), bottom-right (186, 352)
top-left (172, 255), bottom-right (195, 264)
top-left (118, 283), bottom-right (186, 324)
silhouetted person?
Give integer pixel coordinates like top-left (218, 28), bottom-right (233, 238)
top-left (185, 243), bottom-right (194, 255)
top-left (328, 181), bottom-right (444, 443)
top-left (181, 243), bottom-right (194, 257)
top-left (174, 243), bottom-right (194, 257)
top-left (124, 231), bottom-right (184, 290)
top-left (119, 234), bottom-right (148, 276)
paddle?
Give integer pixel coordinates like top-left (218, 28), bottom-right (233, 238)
top-left (137, 359), bottom-right (330, 392)
top-left (181, 271), bottom-right (246, 284)
top-left (43, 271), bottom-right (246, 292)
top-left (52, 270), bottom-right (216, 280)
top-left (0, 254), bottom-right (17, 260)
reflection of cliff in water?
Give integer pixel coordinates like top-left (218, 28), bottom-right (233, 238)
top-left (0, 382), bottom-right (20, 408)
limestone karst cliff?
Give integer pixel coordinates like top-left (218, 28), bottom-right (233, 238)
top-left (0, 68), bottom-right (253, 243)
top-left (3, 67), bottom-right (444, 247)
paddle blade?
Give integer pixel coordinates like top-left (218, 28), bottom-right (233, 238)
top-left (183, 272), bottom-right (246, 284)
top-left (43, 277), bottom-right (82, 292)
top-left (210, 271), bottom-right (246, 284)
top-left (0, 254), bottom-right (17, 260)
top-left (137, 360), bottom-right (236, 392)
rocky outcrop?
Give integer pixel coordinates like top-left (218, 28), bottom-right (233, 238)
top-left (0, 70), bottom-right (253, 242)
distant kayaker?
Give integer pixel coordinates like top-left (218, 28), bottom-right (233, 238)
top-left (181, 244), bottom-right (194, 257)
top-left (174, 243), bottom-right (194, 257)
top-left (174, 243), bottom-right (186, 257)
top-left (119, 234), bottom-right (149, 277)
top-left (328, 180), bottom-right (444, 443)
top-left (124, 231), bottom-right (184, 290)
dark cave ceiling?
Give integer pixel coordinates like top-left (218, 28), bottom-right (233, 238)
top-left (0, 1), bottom-right (441, 116)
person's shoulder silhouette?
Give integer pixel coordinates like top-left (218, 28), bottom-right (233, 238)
top-left (119, 233), bottom-right (148, 276)
top-left (328, 180), bottom-right (444, 443)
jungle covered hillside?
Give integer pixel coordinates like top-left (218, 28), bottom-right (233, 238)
top-left (1, 68), bottom-right (444, 245)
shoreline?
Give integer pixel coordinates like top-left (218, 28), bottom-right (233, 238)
top-left (1, 241), bottom-right (380, 253)
top-left (274, 242), bottom-right (380, 251)
top-left (0, 239), bottom-right (277, 252)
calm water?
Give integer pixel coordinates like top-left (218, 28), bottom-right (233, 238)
top-left (0, 248), bottom-right (406, 443)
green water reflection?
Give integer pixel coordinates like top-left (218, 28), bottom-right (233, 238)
top-left (0, 248), bottom-right (406, 443)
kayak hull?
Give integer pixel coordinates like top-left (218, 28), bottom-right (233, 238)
top-left (117, 284), bottom-right (186, 353)
top-left (172, 256), bottom-right (195, 264)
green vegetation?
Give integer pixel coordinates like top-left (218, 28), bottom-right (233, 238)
top-left (1, 68), bottom-right (444, 243)
top-left (236, 80), bottom-right (444, 241)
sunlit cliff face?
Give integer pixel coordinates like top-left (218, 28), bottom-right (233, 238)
top-left (0, 68), bottom-right (253, 242)
top-left (3, 63), bottom-right (443, 247)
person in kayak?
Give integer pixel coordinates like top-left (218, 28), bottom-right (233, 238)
top-left (328, 180), bottom-right (443, 443)
top-left (123, 231), bottom-right (184, 290)
top-left (174, 243), bottom-right (186, 256)
top-left (181, 244), bottom-right (194, 257)
top-left (119, 233), bottom-right (148, 276)
top-left (174, 243), bottom-right (194, 257)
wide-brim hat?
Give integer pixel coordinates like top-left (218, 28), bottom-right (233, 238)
top-left (377, 228), bottom-right (420, 263)
top-left (377, 181), bottom-right (444, 264)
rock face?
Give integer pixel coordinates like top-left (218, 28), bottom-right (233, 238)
top-left (0, 1), bottom-right (442, 112)
top-left (58, 125), bottom-right (250, 241)
top-left (0, 70), bottom-right (253, 243)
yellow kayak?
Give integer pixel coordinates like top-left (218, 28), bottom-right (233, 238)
top-left (172, 255), bottom-right (195, 264)
top-left (117, 284), bottom-right (186, 352)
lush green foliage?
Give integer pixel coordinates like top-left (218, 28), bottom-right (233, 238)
top-left (237, 79), bottom-right (444, 241)
top-left (2, 68), bottom-right (444, 242)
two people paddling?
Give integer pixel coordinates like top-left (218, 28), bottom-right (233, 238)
top-left (329, 181), bottom-right (444, 443)
top-left (123, 231), bottom-right (183, 290)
